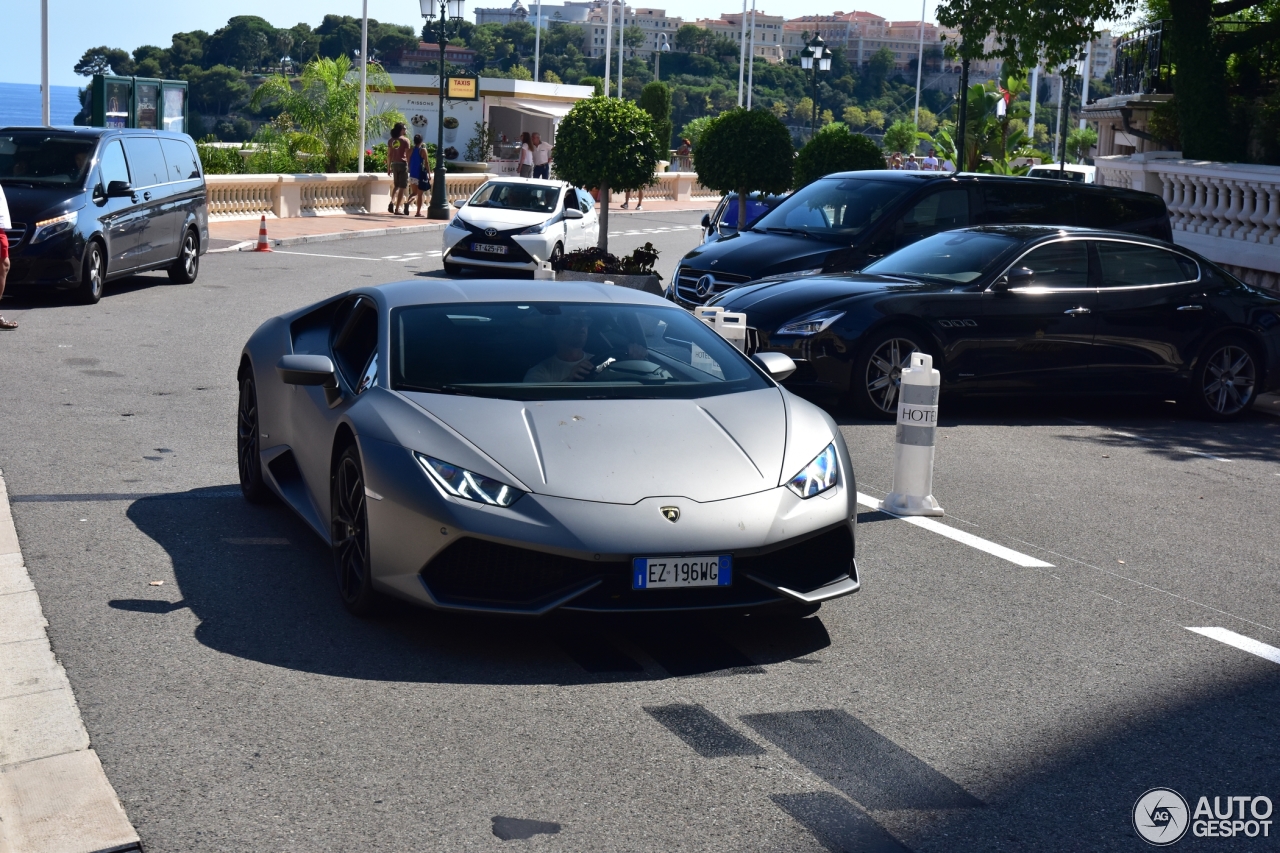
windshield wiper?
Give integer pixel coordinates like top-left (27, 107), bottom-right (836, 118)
top-left (764, 227), bottom-right (812, 238)
top-left (396, 383), bottom-right (475, 396)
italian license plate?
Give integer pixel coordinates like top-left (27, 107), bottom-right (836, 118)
top-left (471, 242), bottom-right (507, 255)
top-left (632, 555), bottom-right (732, 590)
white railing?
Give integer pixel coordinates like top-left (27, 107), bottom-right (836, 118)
top-left (205, 175), bottom-right (279, 220)
top-left (1096, 154), bottom-right (1280, 289)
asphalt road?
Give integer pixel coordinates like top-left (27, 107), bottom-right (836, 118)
top-left (1, 209), bottom-right (1278, 852)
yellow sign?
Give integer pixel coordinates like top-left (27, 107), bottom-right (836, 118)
top-left (446, 76), bottom-right (478, 101)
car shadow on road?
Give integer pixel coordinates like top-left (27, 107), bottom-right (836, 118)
top-left (123, 486), bottom-right (830, 686)
top-left (3, 271), bottom-right (176, 308)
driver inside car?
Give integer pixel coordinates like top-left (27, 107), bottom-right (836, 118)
top-left (524, 312), bottom-right (595, 382)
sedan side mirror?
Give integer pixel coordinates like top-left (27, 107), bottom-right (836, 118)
top-left (751, 351), bottom-right (797, 382)
top-left (701, 213), bottom-right (711, 229)
top-left (992, 267), bottom-right (1036, 292)
top-left (277, 354), bottom-right (338, 387)
top-left (452, 199), bottom-right (466, 209)
top-left (563, 207), bottom-right (583, 220)
top-left (106, 180), bottom-right (133, 198)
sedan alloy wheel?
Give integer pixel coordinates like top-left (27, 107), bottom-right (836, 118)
top-left (1199, 342), bottom-right (1257, 418)
top-left (860, 335), bottom-right (922, 417)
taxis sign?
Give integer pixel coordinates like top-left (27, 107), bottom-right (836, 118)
top-left (446, 76), bottom-right (478, 101)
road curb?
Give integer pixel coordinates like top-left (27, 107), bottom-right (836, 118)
top-left (0, 470), bottom-right (140, 853)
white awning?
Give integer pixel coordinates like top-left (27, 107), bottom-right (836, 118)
top-left (494, 98), bottom-right (576, 119)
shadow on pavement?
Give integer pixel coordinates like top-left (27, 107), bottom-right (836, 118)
top-left (124, 486), bottom-right (830, 686)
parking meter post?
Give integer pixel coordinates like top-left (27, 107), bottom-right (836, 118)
top-left (880, 352), bottom-right (944, 517)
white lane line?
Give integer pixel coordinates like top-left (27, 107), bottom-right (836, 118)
top-left (1187, 627), bottom-right (1280, 665)
top-left (269, 250), bottom-right (385, 261)
top-left (856, 492), bottom-right (1055, 568)
top-left (381, 255), bottom-right (403, 259)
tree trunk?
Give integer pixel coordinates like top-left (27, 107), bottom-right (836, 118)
top-left (597, 178), bottom-right (609, 252)
top-left (737, 187), bottom-right (749, 233)
top-left (1167, 0), bottom-right (1235, 160)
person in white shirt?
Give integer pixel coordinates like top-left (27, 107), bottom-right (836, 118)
top-left (524, 313), bottom-right (595, 382)
top-left (518, 131), bottom-right (534, 179)
top-left (0, 183), bottom-right (14, 330)
top-left (530, 132), bottom-right (552, 180)
top-left (922, 148), bottom-right (940, 171)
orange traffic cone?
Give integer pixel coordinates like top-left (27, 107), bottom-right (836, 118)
top-left (254, 215), bottom-right (272, 252)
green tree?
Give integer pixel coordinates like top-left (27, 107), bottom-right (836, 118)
top-left (1066, 126), bottom-right (1098, 162)
top-left (250, 55), bottom-right (401, 172)
top-left (695, 109), bottom-right (794, 230)
top-left (189, 65), bottom-right (249, 116)
top-left (883, 119), bottom-right (921, 154)
top-left (674, 24), bottom-right (712, 54)
top-left (640, 81), bottom-right (674, 154)
top-left (73, 46), bottom-right (134, 77)
top-left (553, 97), bottom-right (659, 250)
top-left (794, 124), bottom-right (884, 186)
top-left (843, 105), bottom-right (867, 127)
top-left (678, 115), bottom-right (714, 148)
top-left (793, 96), bottom-right (815, 122)
top-left (206, 16), bottom-right (276, 71)
top-left (916, 107), bottom-right (939, 133)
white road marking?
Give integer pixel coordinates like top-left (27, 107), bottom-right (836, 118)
top-left (1186, 627), bottom-right (1280, 665)
top-left (269, 250), bottom-right (385, 261)
top-left (381, 255), bottom-right (402, 259)
top-left (856, 492), bottom-right (1055, 568)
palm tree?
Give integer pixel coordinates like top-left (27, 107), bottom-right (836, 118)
top-left (251, 55), bottom-right (402, 173)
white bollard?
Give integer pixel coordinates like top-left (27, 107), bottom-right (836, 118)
top-left (880, 352), bottom-right (944, 517)
top-left (694, 306), bottom-right (748, 351)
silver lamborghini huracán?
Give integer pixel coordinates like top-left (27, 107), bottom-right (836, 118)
top-left (236, 279), bottom-right (859, 616)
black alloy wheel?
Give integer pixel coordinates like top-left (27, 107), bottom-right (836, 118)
top-left (168, 229), bottom-right (199, 283)
top-left (1189, 337), bottom-right (1258, 420)
top-left (237, 374), bottom-right (273, 503)
top-left (75, 241), bottom-right (105, 305)
top-left (549, 242), bottom-right (564, 266)
top-left (852, 327), bottom-right (931, 419)
top-left (331, 446), bottom-right (379, 616)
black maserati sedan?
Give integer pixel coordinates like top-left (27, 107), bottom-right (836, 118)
top-left (710, 226), bottom-right (1280, 421)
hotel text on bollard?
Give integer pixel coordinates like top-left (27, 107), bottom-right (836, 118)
top-left (880, 352), bottom-right (944, 517)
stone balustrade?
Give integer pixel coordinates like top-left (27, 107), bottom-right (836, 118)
top-left (1096, 153), bottom-right (1280, 290)
top-left (206, 170), bottom-right (715, 223)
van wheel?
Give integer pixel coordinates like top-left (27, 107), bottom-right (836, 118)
top-left (74, 241), bottom-right (105, 305)
top-left (168, 229), bottom-right (199, 284)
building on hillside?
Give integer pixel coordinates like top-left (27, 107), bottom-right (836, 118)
top-left (693, 11), bottom-right (788, 63)
top-left (475, 0), bottom-right (530, 25)
top-left (579, 1), bottom-right (683, 60)
top-left (781, 12), bottom-right (957, 70)
top-left (389, 42), bottom-right (479, 71)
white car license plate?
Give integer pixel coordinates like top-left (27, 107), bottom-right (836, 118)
top-left (471, 242), bottom-right (508, 255)
top-left (632, 555), bottom-right (732, 590)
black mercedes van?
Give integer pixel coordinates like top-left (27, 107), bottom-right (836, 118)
top-left (670, 171), bottom-right (1173, 307)
top-left (1, 126), bottom-right (209, 304)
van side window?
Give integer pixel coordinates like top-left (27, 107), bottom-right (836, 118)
top-left (121, 137), bottom-right (167, 187)
top-left (982, 183), bottom-right (1076, 226)
top-left (98, 140), bottom-right (130, 191)
top-left (160, 138), bottom-right (200, 181)
top-left (893, 189), bottom-right (969, 246)
top-left (1096, 242), bottom-right (1199, 287)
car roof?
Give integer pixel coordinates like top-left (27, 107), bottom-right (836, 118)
top-left (477, 176), bottom-right (573, 189)
top-left (0, 126), bottom-right (194, 141)
top-left (367, 278), bottom-right (672, 311)
top-left (952, 225), bottom-right (1184, 249)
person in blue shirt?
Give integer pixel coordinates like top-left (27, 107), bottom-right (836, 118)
top-left (408, 134), bottom-right (432, 217)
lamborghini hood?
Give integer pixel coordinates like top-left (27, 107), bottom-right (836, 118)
top-left (402, 388), bottom-right (788, 504)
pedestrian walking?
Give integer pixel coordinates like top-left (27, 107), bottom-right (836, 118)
top-left (409, 134), bottom-right (432, 217)
top-left (387, 122), bottom-right (411, 216)
top-left (0, 182), bottom-right (13, 330)
top-left (621, 186), bottom-right (644, 210)
top-left (530, 132), bottom-right (552, 180)
top-left (517, 132), bottom-right (534, 179)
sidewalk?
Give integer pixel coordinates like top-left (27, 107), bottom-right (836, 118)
top-left (207, 198), bottom-right (718, 251)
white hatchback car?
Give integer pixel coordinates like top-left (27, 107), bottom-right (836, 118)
top-left (442, 178), bottom-right (600, 275)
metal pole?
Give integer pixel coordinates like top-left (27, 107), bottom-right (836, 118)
top-left (617, 2), bottom-right (625, 97)
top-left (913, 0), bottom-right (925, 126)
top-left (1058, 69), bottom-right (1071, 173)
top-left (41, 0), bottom-right (50, 125)
top-left (1078, 39), bottom-right (1092, 129)
top-left (359, 0), bottom-right (368, 174)
top-left (746, 0), bottom-right (756, 109)
top-left (1028, 64), bottom-right (1039, 144)
top-left (427, 4), bottom-right (450, 220)
top-left (604, 0), bottom-right (613, 97)
top-left (955, 54), bottom-right (969, 173)
top-left (534, 0), bottom-right (542, 82)
top-left (810, 65), bottom-right (817, 138)
top-left (737, 0), bottom-right (748, 106)
top-left (1052, 71), bottom-right (1063, 162)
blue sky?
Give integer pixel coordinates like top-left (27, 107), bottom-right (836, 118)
top-left (4, 0), bottom-right (940, 87)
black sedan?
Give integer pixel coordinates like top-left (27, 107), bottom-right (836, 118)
top-left (711, 226), bottom-right (1280, 421)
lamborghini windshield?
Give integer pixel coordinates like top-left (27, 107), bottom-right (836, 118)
top-left (391, 302), bottom-right (770, 400)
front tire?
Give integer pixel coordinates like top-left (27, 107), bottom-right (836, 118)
top-left (331, 446), bottom-right (379, 616)
top-left (237, 374), bottom-right (274, 504)
top-left (168, 228), bottom-right (199, 284)
top-left (443, 261), bottom-right (463, 276)
top-left (849, 326), bottom-right (934, 419)
top-left (1184, 335), bottom-right (1259, 421)
top-left (74, 241), bottom-right (105, 305)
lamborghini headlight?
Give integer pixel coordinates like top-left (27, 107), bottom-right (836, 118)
top-left (415, 452), bottom-right (524, 507)
top-left (785, 443), bottom-right (839, 498)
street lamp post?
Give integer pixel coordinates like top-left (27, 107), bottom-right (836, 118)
top-left (798, 35), bottom-right (830, 140)
top-left (1058, 51), bottom-right (1084, 177)
top-left (421, 0), bottom-right (466, 220)
top-left (654, 34), bottom-right (669, 81)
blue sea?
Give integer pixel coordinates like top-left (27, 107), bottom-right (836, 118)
top-left (0, 82), bottom-right (86, 126)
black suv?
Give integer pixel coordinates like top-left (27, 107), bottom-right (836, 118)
top-left (671, 171), bottom-right (1172, 307)
top-left (1, 126), bottom-right (209, 304)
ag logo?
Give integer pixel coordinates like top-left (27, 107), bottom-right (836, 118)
top-left (660, 506), bottom-right (680, 523)
top-left (1134, 788), bottom-right (1190, 846)
top-left (695, 275), bottom-right (715, 297)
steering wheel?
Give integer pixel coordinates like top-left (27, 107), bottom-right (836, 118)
top-left (590, 348), bottom-right (672, 382)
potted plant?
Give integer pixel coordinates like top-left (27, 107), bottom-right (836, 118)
top-left (551, 242), bottom-right (663, 295)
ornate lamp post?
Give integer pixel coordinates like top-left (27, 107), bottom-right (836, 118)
top-left (654, 33), bottom-right (670, 81)
top-left (421, 0), bottom-right (466, 220)
top-left (798, 34), bottom-right (830, 140)
top-left (1057, 50), bottom-right (1085, 177)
